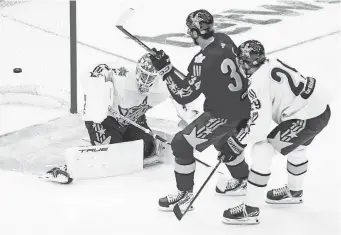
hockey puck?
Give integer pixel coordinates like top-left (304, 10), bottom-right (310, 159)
top-left (13, 68), bottom-right (22, 73)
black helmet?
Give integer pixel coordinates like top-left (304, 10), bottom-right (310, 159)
top-left (186, 9), bottom-right (214, 37)
top-left (238, 40), bottom-right (266, 67)
top-left (237, 40), bottom-right (266, 77)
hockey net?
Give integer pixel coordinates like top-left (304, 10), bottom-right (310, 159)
top-left (0, 0), bottom-right (182, 174)
top-left (0, 0), bottom-right (142, 110)
top-left (0, 0), bottom-right (74, 109)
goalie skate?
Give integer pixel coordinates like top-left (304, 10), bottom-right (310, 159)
top-left (143, 155), bottom-right (163, 168)
top-left (158, 190), bottom-right (194, 211)
top-left (266, 185), bottom-right (303, 204)
top-left (42, 165), bottom-right (73, 184)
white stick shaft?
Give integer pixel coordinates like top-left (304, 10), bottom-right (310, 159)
top-left (116, 8), bottom-right (135, 26)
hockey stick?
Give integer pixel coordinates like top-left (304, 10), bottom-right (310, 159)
top-left (109, 108), bottom-right (211, 168)
top-left (173, 156), bottom-right (225, 221)
top-left (115, 9), bottom-right (215, 169)
top-left (116, 8), bottom-right (186, 77)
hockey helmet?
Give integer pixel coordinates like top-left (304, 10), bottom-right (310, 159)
top-left (136, 53), bottom-right (159, 94)
top-left (186, 9), bottom-right (214, 38)
top-left (237, 40), bottom-right (266, 77)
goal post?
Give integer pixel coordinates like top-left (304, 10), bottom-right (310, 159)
top-left (0, 0), bottom-right (139, 115)
top-left (0, 0), bottom-right (80, 113)
top-left (70, 0), bottom-right (77, 114)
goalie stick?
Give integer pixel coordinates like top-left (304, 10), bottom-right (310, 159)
top-left (109, 108), bottom-right (211, 168)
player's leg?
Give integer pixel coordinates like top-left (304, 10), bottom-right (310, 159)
top-left (215, 119), bottom-right (250, 196)
top-left (123, 115), bottom-right (156, 158)
top-left (266, 105), bottom-right (331, 204)
top-left (223, 106), bottom-right (331, 224)
top-left (222, 140), bottom-right (274, 225)
top-left (158, 112), bottom-right (239, 211)
top-left (45, 116), bottom-right (125, 184)
top-left (123, 115), bottom-right (170, 167)
top-left (85, 116), bottom-right (125, 145)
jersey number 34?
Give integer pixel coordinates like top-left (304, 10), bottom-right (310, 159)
top-left (221, 58), bottom-right (243, 92)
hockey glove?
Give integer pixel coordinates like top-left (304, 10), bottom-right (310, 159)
top-left (218, 136), bottom-right (246, 163)
top-left (150, 48), bottom-right (173, 77)
top-left (236, 118), bottom-right (249, 132)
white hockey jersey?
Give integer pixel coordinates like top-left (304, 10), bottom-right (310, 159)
top-left (236, 58), bottom-right (330, 145)
top-left (81, 63), bottom-right (198, 125)
top-left (108, 65), bottom-right (169, 125)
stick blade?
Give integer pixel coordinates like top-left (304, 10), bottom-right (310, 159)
top-left (116, 8), bottom-right (135, 26)
top-left (173, 204), bottom-right (183, 221)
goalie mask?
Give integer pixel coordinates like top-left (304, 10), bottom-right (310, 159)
top-left (136, 53), bottom-right (159, 94)
top-left (237, 40), bottom-right (266, 78)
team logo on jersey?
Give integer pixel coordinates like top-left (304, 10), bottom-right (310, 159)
top-left (165, 76), bottom-right (194, 98)
top-left (194, 53), bottom-right (206, 63)
top-left (116, 97), bottom-right (152, 125)
top-left (117, 67), bottom-right (128, 77)
top-left (92, 123), bottom-right (112, 145)
top-left (183, 117), bottom-right (227, 151)
top-left (90, 64), bottom-right (111, 77)
top-left (268, 120), bottom-right (306, 154)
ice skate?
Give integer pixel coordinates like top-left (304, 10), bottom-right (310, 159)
top-left (266, 185), bottom-right (303, 204)
top-left (216, 177), bottom-right (247, 196)
top-left (143, 139), bottom-right (170, 168)
top-left (43, 165), bottom-right (73, 184)
top-left (222, 203), bottom-right (260, 225)
top-left (143, 155), bottom-right (163, 168)
top-left (158, 190), bottom-right (194, 211)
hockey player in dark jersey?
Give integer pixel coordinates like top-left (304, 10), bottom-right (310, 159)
top-left (150, 9), bottom-right (251, 211)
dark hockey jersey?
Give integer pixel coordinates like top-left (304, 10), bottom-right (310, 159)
top-left (164, 33), bottom-right (250, 121)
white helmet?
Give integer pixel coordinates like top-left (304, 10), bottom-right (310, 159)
top-left (136, 53), bottom-right (159, 94)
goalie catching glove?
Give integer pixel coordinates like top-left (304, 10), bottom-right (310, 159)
top-left (218, 136), bottom-right (246, 163)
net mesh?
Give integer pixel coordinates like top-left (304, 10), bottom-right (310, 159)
top-left (0, 0), bottom-right (170, 173)
top-left (0, 0), bottom-right (72, 109)
top-left (0, 0), bottom-right (142, 111)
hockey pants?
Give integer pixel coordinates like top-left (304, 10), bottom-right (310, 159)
top-left (171, 112), bottom-right (249, 191)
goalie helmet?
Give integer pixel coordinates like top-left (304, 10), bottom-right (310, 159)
top-left (237, 40), bottom-right (266, 77)
top-left (186, 9), bottom-right (214, 38)
top-left (136, 53), bottom-right (159, 94)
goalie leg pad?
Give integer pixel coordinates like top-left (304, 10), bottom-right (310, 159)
top-left (65, 140), bottom-right (144, 180)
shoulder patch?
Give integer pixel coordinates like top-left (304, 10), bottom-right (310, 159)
top-left (118, 67), bottom-right (128, 77)
top-left (194, 53), bottom-right (206, 64)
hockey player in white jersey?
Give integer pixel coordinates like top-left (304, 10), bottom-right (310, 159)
top-left (220, 40), bottom-right (331, 224)
top-left (45, 53), bottom-right (199, 184)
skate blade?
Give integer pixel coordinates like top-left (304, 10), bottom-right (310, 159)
top-left (222, 216), bottom-right (259, 225)
top-left (215, 188), bottom-right (247, 196)
top-left (265, 198), bottom-right (303, 204)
